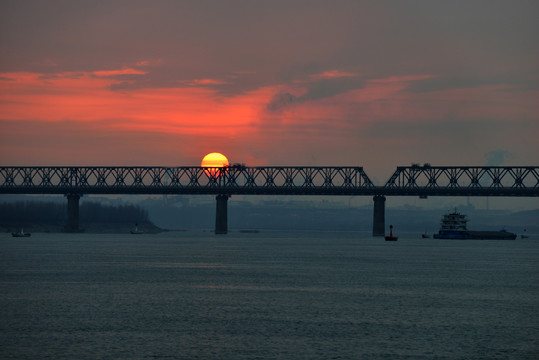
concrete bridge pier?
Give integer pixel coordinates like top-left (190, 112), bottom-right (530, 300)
top-left (372, 195), bottom-right (386, 237)
top-left (64, 193), bottom-right (82, 232)
top-left (215, 194), bottom-right (230, 234)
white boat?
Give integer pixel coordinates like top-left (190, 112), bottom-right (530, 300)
top-left (12, 228), bottom-right (31, 237)
top-left (130, 224), bottom-right (144, 234)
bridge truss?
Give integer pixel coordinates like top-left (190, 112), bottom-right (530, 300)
top-left (0, 166), bottom-right (538, 197)
top-left (383, 166), bottom-right (539, 196)
top-left (0, 166), bottom-right (374, 195)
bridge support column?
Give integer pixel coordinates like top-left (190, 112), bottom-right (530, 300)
top-left (215, 194), bottom-right (229, 234)
top-left (372, 195), bottom-right (386, 237)
top-left (64, 194), bottom-right (82, 232)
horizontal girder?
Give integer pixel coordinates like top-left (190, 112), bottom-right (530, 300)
top-left (0, 166), bottom-right (538, 197)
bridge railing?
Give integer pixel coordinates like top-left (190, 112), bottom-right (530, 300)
top-left (0, 166), bottom-right (374, 195)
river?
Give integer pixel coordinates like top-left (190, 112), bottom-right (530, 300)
top-left (1, 231), bottom-right (538, 359)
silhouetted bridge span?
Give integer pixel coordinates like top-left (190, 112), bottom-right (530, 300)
top-left (1, 165), bottom-right (538, 234)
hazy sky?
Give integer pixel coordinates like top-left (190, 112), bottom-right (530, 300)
top-left (1, 0), bottom-right (538, 181)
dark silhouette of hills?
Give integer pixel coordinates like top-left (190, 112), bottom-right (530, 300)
top-left (142, 198), bottom-right (538, 235)
top-left (1, 196), bottom-right (536, 236)
top-left (0, 201), bottom-right (160, 233)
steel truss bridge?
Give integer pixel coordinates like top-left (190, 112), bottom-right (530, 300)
top-left (1, 165), bottom-right (538, 234)
top-left (1, 165), bottom-right (538, 196)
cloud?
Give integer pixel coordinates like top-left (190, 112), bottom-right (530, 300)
top-left (0, 119), bottom-right (206, 166)
top-left (180, 78), bottom-right (230, 86)
top-left (93, 68), bottom-right (147, 77)
top-left (264, 71), bottom-right (367, 114)
top-left (265, 92), bottom-right (299, 113)
top-left (135, 60), bottom-right (151, 66)
top-left (310, 70), bottom-right (358, 80)
top-left (1, 0), bottom-right (538, 176)
top-left (484, 150), bottom-right (515, 166)
top-left (0, 69), bottom-right (272, 136)
top-left (265, 73), bottom-right (435, 114)
top-left (370, 74), bottom-right (435, 84)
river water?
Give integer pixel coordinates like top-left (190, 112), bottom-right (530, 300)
top-left (1, 231), bottom-right (538, 359)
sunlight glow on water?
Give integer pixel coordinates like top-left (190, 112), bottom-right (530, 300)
top-left (1, 232), bottom-right (538, 359)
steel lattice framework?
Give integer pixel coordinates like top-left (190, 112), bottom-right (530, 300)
top-left (0, 166), bottom-right (374, 195)
top-left (383, 166), bottom-right (539, 196)
top-left (1, 166), bottom-right (538, 197)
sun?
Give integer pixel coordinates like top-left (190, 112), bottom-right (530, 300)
top-left (201, 152), bottom-right (229, 177)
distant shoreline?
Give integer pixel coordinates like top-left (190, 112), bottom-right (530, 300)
top-left (1, 221), bottom-right (163, 234)
top-left (0, 200), bottom-right (161, 234)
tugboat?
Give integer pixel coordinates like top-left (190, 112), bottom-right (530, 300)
top-left (12, 228), bottom-right (31, 237)
top-left (433, 210), bottom-right (516, 240)
top-left (385, 225), bottom-right (398, 241)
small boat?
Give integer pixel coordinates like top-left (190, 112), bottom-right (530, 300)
top-left (130, 223), bottom-right (144, 234)
top-left (385, 225), bottom-right (398, 241)
top-left (421, 232), bottom-right (430, 238)
top-left (12, 228), bottom-right (31, 237)
top-left (521, 229), bottom-right (529, 239)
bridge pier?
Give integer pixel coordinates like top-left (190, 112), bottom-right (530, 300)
top-left (215, 194), bottom-right (229, 234)
top-left (372, 195), bottom-right (386, 237)
top-left (64, 193), bottom-right (82, 232)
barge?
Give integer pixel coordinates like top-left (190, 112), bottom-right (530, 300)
top-left (433, 211), bottom-right (516, 240)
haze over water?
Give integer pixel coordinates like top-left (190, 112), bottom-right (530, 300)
top-left (1, 231), bottom-right (538, 359)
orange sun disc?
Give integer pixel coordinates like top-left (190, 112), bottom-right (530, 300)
top-left (201, 152), bottom-right (229, 177)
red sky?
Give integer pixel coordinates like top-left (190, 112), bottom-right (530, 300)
top-left (1, 1), bottom-right (538, 182)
